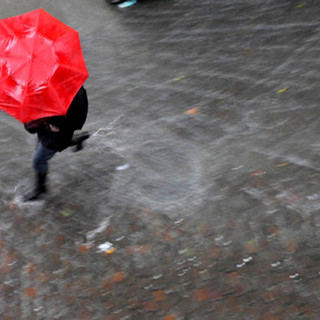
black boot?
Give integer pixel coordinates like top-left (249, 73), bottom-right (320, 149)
top-left (70, 131), bottom-right (90, 152)
top-left (23, 172), bottom-right (47, 202)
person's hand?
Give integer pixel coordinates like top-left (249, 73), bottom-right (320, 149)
top-left (48, 124), bottom-right (60, 132)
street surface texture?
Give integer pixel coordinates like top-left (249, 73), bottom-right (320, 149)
top-left (1, 0), bottom-right (320, 319)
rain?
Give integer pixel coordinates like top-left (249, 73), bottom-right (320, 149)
top-left (1, 0), bottom-right (320, 319)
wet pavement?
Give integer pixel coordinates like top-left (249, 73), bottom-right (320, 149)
top-left (1, 0), bottom-right (320, 319)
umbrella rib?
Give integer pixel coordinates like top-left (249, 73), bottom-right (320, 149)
top-left (21, 11), bottom-right (41, 122)
top-left (58, 63), bottom-right (89, 77)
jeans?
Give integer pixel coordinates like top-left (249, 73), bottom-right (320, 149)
top-left (33, 140), bottom-right (56, 174)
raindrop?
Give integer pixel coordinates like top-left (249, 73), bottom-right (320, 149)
top-left (243, 256), bottom-right (253, 263)
top-left (116, 163), bottom-right (130, 171)
top-left (187, 256), bottom-right (197, 261)
top-left (223, 240), bottom-right (232, 246)
top-left (178, 267), bottom-right (190, 276)
top-left (97, 242), bottom-right (114, 252)
top-left (174, 218), bottom-right (184, 225)
top-left (236, 262), bottom-right (246, 268)
top-left (113, 308), bottom-right (123, 314)
top-left (177, 259), bottom-right (187, 265)
top-left (232, 165), bottom-right (243, 171)
top-left (34, 307), bottom-right (43, 312)
top-left (271, 261), bottom-right (281, 268)
top-left (267, 234), bottom-right (276, 241)
top-left (307, 194), bottom-right (319, 200)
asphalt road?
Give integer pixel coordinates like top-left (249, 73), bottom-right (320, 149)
top-left (1, 0), bottom-right (320, 319)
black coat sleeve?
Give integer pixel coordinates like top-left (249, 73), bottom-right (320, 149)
top-left (66, 86), bottom-right (88, 130)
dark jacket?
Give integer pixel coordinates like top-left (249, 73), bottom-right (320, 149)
top-left (25, 86), bottom-right (88, 152)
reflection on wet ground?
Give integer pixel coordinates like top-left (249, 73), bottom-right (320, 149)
top-left (1, 0), bottom-right (320, 318)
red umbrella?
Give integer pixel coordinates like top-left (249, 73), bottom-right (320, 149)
top-left (0, 8), bottom-right (89, 123)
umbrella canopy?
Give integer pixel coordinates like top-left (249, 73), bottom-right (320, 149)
top-left (0, 8), bottom-right (89, 123)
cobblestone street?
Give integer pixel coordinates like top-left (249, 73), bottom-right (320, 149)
top-left (1, 0), bottom-right (320, 319)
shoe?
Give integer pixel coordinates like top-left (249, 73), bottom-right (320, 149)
top-left (70, 131), bottom-right (90, 152)
top-left (23, 172), bottom-right (47, 202)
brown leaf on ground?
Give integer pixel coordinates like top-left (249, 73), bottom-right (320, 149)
top-left (37, 272), bottom-right (49, 283)
top-left (0, 265), bottom-right (12, 275)
top-left (103, 247), bottom-right (116, 255)
top-left (185, 107), bottom-right (200, 115)
top-left (139, 245), bottom-right (151, 254)
top-left (227, 272), bottom-right (240, 285)
top-left (26, 263), bottom-right (36, 274)
top-left (301, 304), bottom-right (314, 316)
top-left (194, 288), bottom-right (209, 301)
top-left (65, 295), bottom-right (76, 304)
top-left (78, 244), bottom-right (91, 253)
top-left (199, 222), bottom-right (210, 236)
top-left (113, 272), bottom-right (125, 283)
top-left (102, 278), bottom-right (112, 289)
top-left (286, 240), bottom-right (297, 252)
top-left (125, 245), bottom-right (150, 255)
top-left (79, 309), bottom-right (90, 320)
top-left (267, 225), bottom-right (280, 236)
top-left (172, 76), bottom-right (186, 82)
top-left (55, 233), bottom-right (65, 244)
top-left (153, 290), bottom-right (166, 302)
top-left (5, 253), bottom-right (15, 264)
top-left (250, 169), bottom-right (264, 176)
top-left (33, 226), bottom-right (44, 235)
top-left (228, 296), bottom-right (240, 312)
top-left (277, 88), bottom-right (288, 93)
top-left (208, 247), bottom-right (220, 259)
top-left (163, 315), bottom-right (176, 320)
top-left (152, 231), bottom-right (162, 238)
top-left (24, 287), bottom-right (37, 298)
top-left (260, 314), bottom-right (279, 320)
top-left (213, 109), bottom-right (230, 118)
top-left (236, 49), bottom-right (253, 56)
top-left (245, 240), bottom-right (259, 254)
top-left (252, 177), bottom-right (267, 187)
top-left (263, 290), bottom-right (276, 302)
top-left (143, 300), bottom-right (158, 311)
top-left (106, 315), bottom-right (120, 320)
top-left (290, 193), bottom-right (305, 203)
top-left (163, 232), bottom-right (173, 242)
top-left (142, 208), bottom-right (151, 215)
top-left (7, 200), bottom-right (19, 210)
top-left (275, 162), bottom-right (291, 167)
top-left (2, 283), bottom-right (13, 293)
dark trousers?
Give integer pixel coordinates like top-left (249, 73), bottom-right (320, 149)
top-left (33, 140), bottom-right (56, 174)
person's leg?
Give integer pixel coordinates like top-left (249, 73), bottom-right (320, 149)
top-left (33, 142), bottom-right (56, 174)
top-left (23, 142), bottom-right (56, 201)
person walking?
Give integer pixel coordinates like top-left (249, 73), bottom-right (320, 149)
top-left (23, 86), bottom-right (90, 202)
